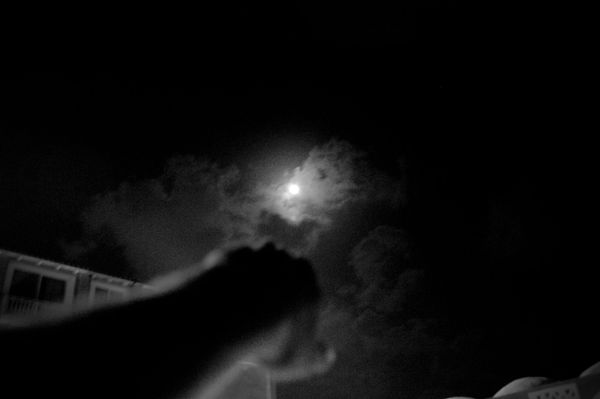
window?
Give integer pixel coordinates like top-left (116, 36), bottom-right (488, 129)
top-left (9, 270), bottom-right (67, 304)
top-left (90, 283), bottom-right (127, 304)
top-left (9, 270), bottom-right (39, 300)
top-left (39, 276), bottom-right (67, 303)
top-left (1, 262), bottom-right (76, 317)
top-left (94, 287), bottom-right (109, 301)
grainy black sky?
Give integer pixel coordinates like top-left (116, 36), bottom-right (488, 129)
top-left (0, 5), bottom-right (596, 399)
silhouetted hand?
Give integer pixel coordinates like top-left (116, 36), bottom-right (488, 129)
top-left (187, 243), bottom-right (337, 382)
top-left (0, 243), bottom-right (336, 399)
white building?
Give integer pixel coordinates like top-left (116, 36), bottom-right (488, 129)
top-left (0, 248), bottom-right (153, 326)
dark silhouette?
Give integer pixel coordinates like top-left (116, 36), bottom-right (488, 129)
top-left (0, 243), bottom-right (335, 398)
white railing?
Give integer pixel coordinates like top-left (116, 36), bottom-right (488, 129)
top-left (1, 295), bottom-right (66, 318)
top-left (6, 295), bottom-right (41, 314)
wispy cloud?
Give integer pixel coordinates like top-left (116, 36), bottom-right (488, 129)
top-left (63, 139), bottom-right (404, 280)
top-left (297, 225), bottom-right (464, 399)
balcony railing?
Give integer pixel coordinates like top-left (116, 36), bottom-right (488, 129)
top-left (0, 294), bottom-right (67, 319)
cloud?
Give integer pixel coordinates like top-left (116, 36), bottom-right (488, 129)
top-left (285, 225), bottom-right (457, 399)
top-left (255, 212), bottom-right (323, 254)
top-left (64, 139), bottom-right (404, 280)
top-left (342, 225), bottom-right (426, 330)
top-left (350, 225), bottom-right (411, 285)
top-left (263, 139), bottom-right (404, 225)
top-left (77, 174), bottom-right (231, 279)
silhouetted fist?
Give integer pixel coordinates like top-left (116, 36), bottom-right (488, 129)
top-left (174, 243), bottom-right (336, 382)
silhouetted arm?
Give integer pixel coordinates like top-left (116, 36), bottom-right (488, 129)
top-left (0, 244), bottom-right (335, 399)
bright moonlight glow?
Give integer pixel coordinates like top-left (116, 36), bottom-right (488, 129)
top-left (287, 183), bottom-right (301, 196)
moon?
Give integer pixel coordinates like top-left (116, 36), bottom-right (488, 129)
top-left (287, 183), bottom-right (301, 196)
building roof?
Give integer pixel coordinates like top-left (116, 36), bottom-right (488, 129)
top-left (0, 248), bottom-right (152, 289)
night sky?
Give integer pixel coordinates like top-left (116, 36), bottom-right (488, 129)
top-left (0, 5), bottom-right (596, 399)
